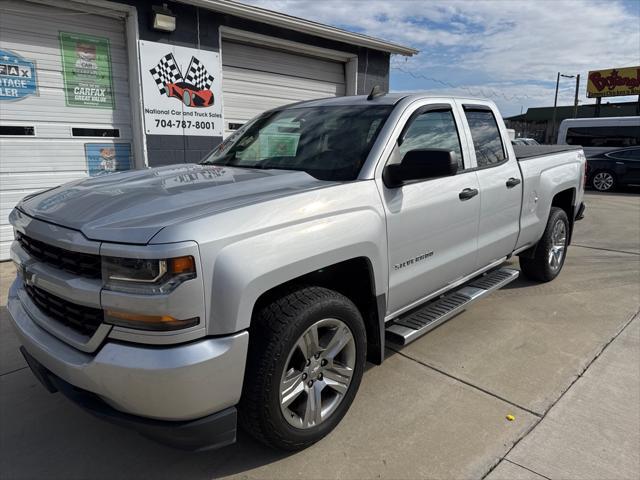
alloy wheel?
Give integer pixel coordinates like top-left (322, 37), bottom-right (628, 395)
top-left (279, 318), bottom-right (356, 429)
top-left (593, 172), bottom-right (614, 191)
top-left (548, 219), bottom-right (567, 271)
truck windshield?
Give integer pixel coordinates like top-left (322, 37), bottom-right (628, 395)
top-left (201, 105), bottom-right (393, 181)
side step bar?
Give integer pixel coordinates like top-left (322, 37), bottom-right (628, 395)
top-left (386, 267), bottom-right (519, 346)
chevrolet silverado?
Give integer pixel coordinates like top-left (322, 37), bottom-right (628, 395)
top-left (8, 93), bottom-right (586, 451)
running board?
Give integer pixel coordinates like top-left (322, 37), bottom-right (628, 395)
top-left (386, 268), bottom-right (519, 346)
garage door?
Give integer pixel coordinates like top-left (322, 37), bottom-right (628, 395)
top-left (221, 40), bottom-right (346, 135)
top-left (0, 1), bottom-right (134, 260)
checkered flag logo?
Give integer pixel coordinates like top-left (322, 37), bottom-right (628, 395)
top-left (184, 56), bottom-right (214, 90)
top-left (149, 53), bottom-right (183, 95)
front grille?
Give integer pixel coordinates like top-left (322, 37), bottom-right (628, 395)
top-left (16, 232), bottom-right (101, 279)
top-left (24, 284), bottom-right (103, 336)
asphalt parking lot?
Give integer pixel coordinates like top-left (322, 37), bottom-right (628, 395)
top-left (0, 190), bottom-right (638, 480)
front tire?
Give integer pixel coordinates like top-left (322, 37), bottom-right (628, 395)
top-left (591, 170), bottom-right (616, 191)
top-left (519, 207), bottom-right (569, 282)
top-left (182, 90), bottom-right (192, 106)
top-left (239, 286), bottom-right (367, 451)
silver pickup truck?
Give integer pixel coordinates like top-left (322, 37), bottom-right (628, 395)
top-left (7, 93), bottom-right (586, 451)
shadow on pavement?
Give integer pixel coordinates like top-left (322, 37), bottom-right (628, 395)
top-left (0, 372), bottom-right (297, 480)
top-left (500, 275), bottom-right (538, 290)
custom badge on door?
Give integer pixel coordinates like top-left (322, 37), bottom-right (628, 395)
top-left (394, 251), bottom-right (434, 270)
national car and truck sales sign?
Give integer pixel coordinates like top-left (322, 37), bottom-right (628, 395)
top-left (587, 66), bottom-right (640, 98)
top-left (139, 41), bottom-right (223, 136)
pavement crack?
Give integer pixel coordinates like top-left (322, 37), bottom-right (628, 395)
top-left (480, 309), bottom-right (639, 480)
top-left (388, 347), bottom-right (542, 418)
top-left (0, 366), bottom-right (28, 377)
top-left (573, 244), bottom-right (640, 256)
top-left (504, 459), bottom-right (552, 480)
top-left (538, 308), bottom-right (639, 417)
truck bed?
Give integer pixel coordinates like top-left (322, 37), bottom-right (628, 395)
top-left (513, 144), bottom-right (582, 161)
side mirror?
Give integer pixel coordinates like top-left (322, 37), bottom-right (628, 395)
top-left (383, 149), bottom-right (459, 188)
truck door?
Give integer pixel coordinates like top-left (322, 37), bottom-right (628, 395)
top-left (458, 103), bottom-right (522, 269)
top-left (380, 103), bottom-right (481, 316)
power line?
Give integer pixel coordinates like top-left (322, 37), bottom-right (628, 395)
top-left (389, 63), bottom-right (539, 103)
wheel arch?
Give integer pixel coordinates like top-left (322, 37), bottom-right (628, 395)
top-left (251, 257), bottom-right (386, 365)
top-left (520, 187), bottom-right (576, 259)
top-left (551, 187), bottom-right (576, 244)
top-left (207, 204), bottom-right (388, 342)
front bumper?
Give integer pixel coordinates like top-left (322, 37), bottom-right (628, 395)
top-left (8, 278), bottom-right (249, 447)
top-left (20, 346), bottom-right (237, 451)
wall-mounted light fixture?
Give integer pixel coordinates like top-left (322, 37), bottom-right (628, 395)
top-left (152, 4), bottom-right (176, 33)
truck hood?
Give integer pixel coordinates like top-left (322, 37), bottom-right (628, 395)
top-left (18, 164), bottom-right (334, 243)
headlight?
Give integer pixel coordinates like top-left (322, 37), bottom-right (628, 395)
top-left (102, 255), bottom-right (196, 295)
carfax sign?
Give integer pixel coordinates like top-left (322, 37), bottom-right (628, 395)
top-left (139, 40), bottom-right (223, 136)
top-left (59, 32), bottom-right (115, 108)
top-left (587, 66), bottom-right (640, 98)
top-left (0, 49), bottom-right (38, 101)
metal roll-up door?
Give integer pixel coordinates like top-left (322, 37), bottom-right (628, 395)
top-left (221, 40), bottom-right (346, 134)
top-left (0, 1), bottom-right (134, 260)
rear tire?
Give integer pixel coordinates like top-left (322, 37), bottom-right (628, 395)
top-left (519, 207), bottom-right (569, 282)
top-left (239, 286), bottom-right (367, 451)
top-left (591, 170), bottom-right (616, 191)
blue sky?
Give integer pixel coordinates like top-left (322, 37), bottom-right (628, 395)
top-left (241, 0), bottom-right (640, 117)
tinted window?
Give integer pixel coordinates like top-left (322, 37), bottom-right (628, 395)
top-left (72, 128), bottom-right (120, 137)
top-left (565, 126), bottom-right (640, 147)
top-left (399, 109), bottom-right (464, 169)
top-left (0, 126), bottom-right (34, 136)
top-left (607, 148), bottom-right (640, 160)
top-left (202, 105), bottom-right (392, 181)
top-left (464, 109), bottom-right (506, 167)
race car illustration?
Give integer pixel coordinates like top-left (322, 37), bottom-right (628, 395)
top-left (166, 82), bottom-right (214, 107)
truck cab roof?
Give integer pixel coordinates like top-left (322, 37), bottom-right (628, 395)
top-left (283, 92), bottom-right (492, 109)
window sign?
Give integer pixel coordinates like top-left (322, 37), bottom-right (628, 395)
top-left (84, 143), bottom-right (132, 176)
top-left (59, 32), bottom-right (115, 108)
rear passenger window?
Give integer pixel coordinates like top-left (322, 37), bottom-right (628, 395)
top-left (608, 148), bottom-right (640, 160)
top-left (399, 109), bottom-right (464, 169)
top-left (464, 109), bottom-right (506, 167)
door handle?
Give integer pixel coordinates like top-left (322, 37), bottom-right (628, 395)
top-left (459, 188), bottom-right (479, 200)
top-left (506, 177), bottom-right (521, 188)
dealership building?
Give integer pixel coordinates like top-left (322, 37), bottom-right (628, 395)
top-left (0, 0), bottom-right (416, 259)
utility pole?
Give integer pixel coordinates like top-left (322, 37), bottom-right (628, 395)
top-left (550, 73), bottom-right (576, 143)
top-left (550, 72), bottom-right (560, 143)
top-left (573, 74), bottom-right (580, 118)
